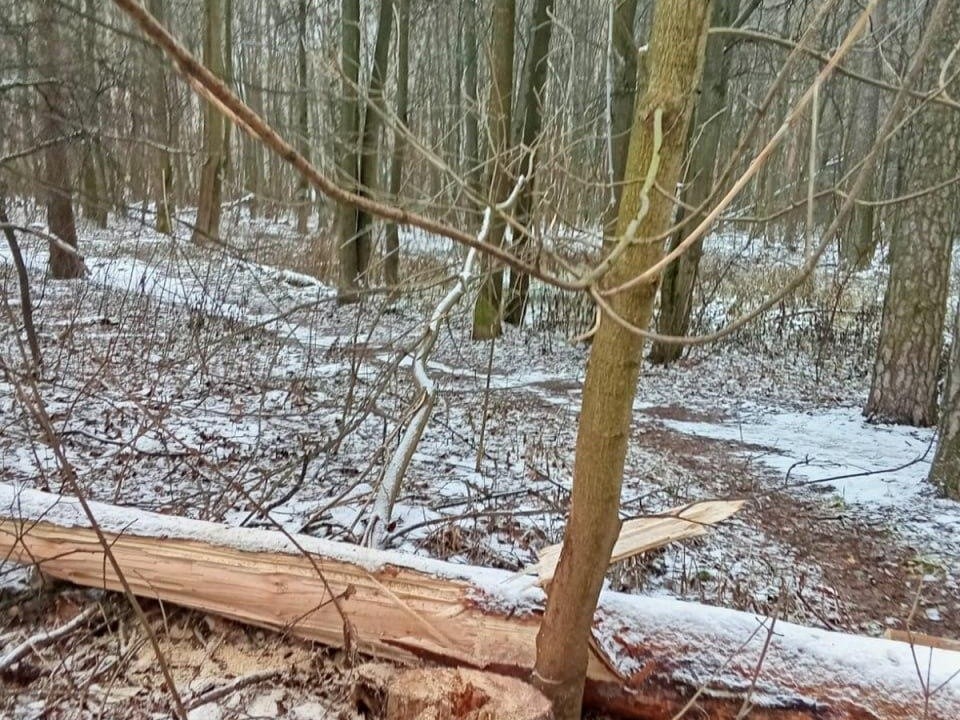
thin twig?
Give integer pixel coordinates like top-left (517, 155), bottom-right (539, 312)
top-left (0, 604), bottom-right (100, 671)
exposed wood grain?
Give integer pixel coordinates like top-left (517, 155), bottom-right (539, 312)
top-left (884, 629), bottom-right (960, 653)
top-left (530, 500), bottom-right (744, 584)
top-left (1, 484), bottom-right (959, 719)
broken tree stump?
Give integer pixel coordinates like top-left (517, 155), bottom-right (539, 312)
top-left (355, 664), bottom-right (552, 720)
top-left (1, 484), bottom-right (959, 719)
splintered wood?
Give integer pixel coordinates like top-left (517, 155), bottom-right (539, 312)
top-left (2, 484), bottom-right (959, 719)
top-left (354, 664), bottom-right (552, 720)
top-left (529, 500), bottom-right (744, 584)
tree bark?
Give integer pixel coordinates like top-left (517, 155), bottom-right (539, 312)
top-left (336, 0), bottom-right (363, 303)
top-left (840, 0), bottom-right (886, 269)
top-left (649, 0), bottom-right (740, 365)
top-left (931, 305), bottom-right (960, 499)
top-left (80, 142), bottom-right (109, 229)
top-left (602, 0), bottom-right (641, 241)
top-left (39, 1), bottom-right (84, 279)
top-left (148, 0), bottom-right (176, 235)
top-left (294, 0), bottom-right (311, 235)
top-left (865, 0), bottom-right (960, 428)
top-left (532, 2), bottom-right (712, 718)
top-left (240, 0), bottom-right (265, 219)
top-left (927, 0), bottom-right (960, 491)
top-left (354, 0), bottom-right (395, 277)
top-left (384, 0), bottom-right (410, 289)
top-left (192, 0), bottom-right (230, 245)
top-left (0, 194), bottom-right (42, 369)
top-left (471, 0), bottom-right (515, 340)
top-left (462, 0), bottom-right (482, 218)
top-left (503, 0), bottom-right (555, 327)
top-left (79, 0), bottom-right (109, 230)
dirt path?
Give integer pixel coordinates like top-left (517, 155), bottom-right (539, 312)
top-left (635, 407), bottom-right (960, 640)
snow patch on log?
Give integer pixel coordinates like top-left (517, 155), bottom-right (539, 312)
top-left (0, 482), bottom-right (543, 613)
top-left (595, 592), bottom-right (960, 712)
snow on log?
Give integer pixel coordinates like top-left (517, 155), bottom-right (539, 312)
top-left (1, 483), bottom-right (959, 719)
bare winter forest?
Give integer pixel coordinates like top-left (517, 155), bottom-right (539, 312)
top-left (2, 0), bottom-right (960, 718)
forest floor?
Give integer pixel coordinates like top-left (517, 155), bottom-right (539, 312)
top-left (2, 204), bottom-right (960, 718)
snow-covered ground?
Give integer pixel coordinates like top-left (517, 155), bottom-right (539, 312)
top-left (3, 206), bottom-right (960, 645)
top-left (663, 406), bottom-right (959, 557)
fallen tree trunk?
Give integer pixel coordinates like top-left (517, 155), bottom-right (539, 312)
top-left (1, 484), bottom-right (958, 719)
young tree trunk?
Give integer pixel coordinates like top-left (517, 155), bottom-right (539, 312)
top-left (648, 0), bottom-right (740, 365)
top-left (39, 1), bottom-right (84, 279)
top-left (865, 1), bottom-right (960, 428)
top-left (532, 2), bottom-right (712, 717)
top-left (336, 0), bottom-right (363, 303)
top-left (80, 143), bottom-right (109, 229)
top-left (295, 0), bottom-right (311, 235)
top-left (462, 0), bottom-right (482, 216)
top-left (503, 0), bottom-right (555, 327)
top-left (840, 0), bottom-right (886, 269)
top-left (192, 0), bottom-right (229, 244)
top-left (354, 0), bottom-right (395, 276)
top-left (602, 0), bottom-right (641, 241)
top-left (148, 0), bottom-right (176, 235)
top-left (241, 0), bottom-right (265, 219)
top-left (79, 0), bottom-right (109, 229)
top-left (384, 0), bottom-right (410, 289)
top-left (471, 0), bottom-right (515, 340)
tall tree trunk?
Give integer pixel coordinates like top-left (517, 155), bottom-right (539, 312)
top-left (471, 0), bottom-right (515, 340)
top-left (40, 1), bottom-right (84, 279)
top-left (532, 2), bottom-right (712, 717)
top-left (295, 0), bottom-right (311, 235)
top-left (503, 0), bottom-right (555, 327)
top-left (336, 0), bottom-right (363, 303)
top-left (80, 0), bottom-right (109, 229)
top-left (462, 0), bottom-right (482, 216)
top-left (602, 0), bottom-right (641, 241)
top-left (80, 143), bottom-right (109, 229)
top-left (355, 0), bottom-right (395, 278)
top-left (865, 1), bottom-right (960, 428)
top-left (384, 0), bottom-right (410, 289)
top-left (932, 304), bottom-right (960, 500)
top-left (148, 0), bottom-right (176, 235)
top-left (648, 0), bottom-right (740, 364)
top-left (922, 2), bottom-right (960, 492)
top-left (192, 0), bottom-right (229, 244)
top-left (241, 0), bottom-right (265, 219)
top-left (840, 0), bottom-right (886, 269)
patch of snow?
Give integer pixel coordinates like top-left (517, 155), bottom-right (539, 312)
top-left (663, 406), bottom-right (934, 506)
top-left (661, 405), bottom-right (960, 566)
top-left (291, 701), bottom-right (331, 719)
top-left (187, 703), bottom-right (222, 720)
